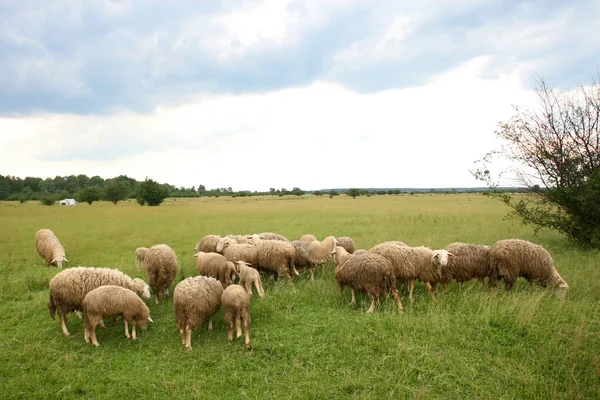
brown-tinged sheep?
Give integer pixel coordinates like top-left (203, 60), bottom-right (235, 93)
top-left (194, 251), bottom-right (234, 288)
top-left (258, 232), bottom-right (289, 241)
top-left (232, 261), bottom-right (265, 298)
top-left (370, 243), bottom-right (454, 304)
top-left (435, 242), bottom-right (492, 290)
top-left (300, 234), bottom-right (318, 242)
top-left (335, 237), bottom-right (356, 254)
top-left (290, 240), bottom-right (316, 280)
top-left (35, 229), bottom-right (68, 268)
top-left (145, 244), bottom-right (179, 305)
top-left (331, 245), bottom-right (353, 269)
top-left (194, 234), bottom-right (221, 253)
top-left (302, 236), bottom-right (337, 265)
top-left (253, 238), bottom-right (297, 281)
top-left (225, 234), bottom-right (254, 245)
top-left (221, 284), bottom-right (252, 350)
top-left (353, 249), bottom-right (369, 255)
top-left (489, 239), bottom-right (568, 299)
top-left (83, 285), bottom-right (153, 347)
top-left (48, 266), bottom-right (151, 336)
top-left (173, 276), bottom-right (224, 352)
top-left (216, 237), bottom-right (259, 266)
top-left (135, 247), bottom-right (149, 271)
top-left (335, 253), bottom-right (403, 313)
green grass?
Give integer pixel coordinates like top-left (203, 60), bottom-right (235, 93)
top-left (0, 194), bottom-right (599, 399)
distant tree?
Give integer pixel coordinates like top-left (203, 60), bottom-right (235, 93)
top-left (137, 179), bottom-right (168, 206)
top-left (291, 187), bottom-right (305, 196)
top-left (104, 181), bottom-right (130, 205)
top-left (269, 188), bottom-right (276, 194)
top-left (313, 190), bottom-right (323, 196)
top-left (76, 186), bottom-right (103, 205)
top-left (346, 188), bottom-right (361, 199)
top-left (40, 195), bottom-right (56, 206)
top-left (198, 184), bottom-right (206, 194)
top-left (329, 189), bottom-right (339, 199)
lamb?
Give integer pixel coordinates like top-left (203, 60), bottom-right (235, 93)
top-left (436, 242), bottom-right (492, 290)
top-left (221, 284), bottom-right (252, 350)
top-left (335, 253), bottom-right (404, 313)
top-left (82, 285), bottom-right (153, 347)
top-left (232, 261), bottom-right (265, 298)
top-left (173, 276), bottom-right (224, 352)
top-left (144, 244), bottom-right (179, 305)
top-left (335, 237), bottom-right (356, 254)
top-left (48, 266), bottom-right (151, 336)
top-left (370, 243), bottom-right (454, 304)
top-left (194, 251), bottom-right (234, 288)
top-left (135, 247), bottom-right (149, 271)
top-left (331, 245), bottom-right (354, 269)
top-left (489, 239), bottom-right (568, 299)
top-left (216, 237), bottom-right (259, 266)
top-left (193, 234), bottom-right (221, 253)
top-left (35, 229), bottom-right (68, 268)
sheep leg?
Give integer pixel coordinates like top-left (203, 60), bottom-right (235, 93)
top-left (131, 322), bottom-right (137, 341)
top-left (366, 295), bottom-right (377, 313)
top-left (226, 313), bottom-right (234, 343)
top-left (235, 314), bottom-right (242, 338)
top-left (425, 282), bottom-right (438, 303)
top-left (243, 314), bottom-right (251, 350)
top-left (60, 314), bottom-right (71, 337)
top-left (350, 288), bottom-right (356, 305)
top-left (89, 323), bottom-right (99, 347)
top-left (99, 320), bottom-right (106, 329)
top-left (208, 318), bottom-right (213, 331)
top-left (255, 280), bottom-right (265, 299)
top-left (391, 287), bottom-right (404, 313)
top-left (75, 311), bottom-right (83, 319)
top-left (124, 319), bottom-right (130, 339)
top-left (84, 326), bottom-right (90, 343)
top-left (245, 281), bottom-right (254, 298)
top-left (309, 265), bottom-right (315, 281)
top-left (409, 280), bottom-right (415, 303)
top-left (179, 327), bottom-right (186, 345)
top-left (185, 326), bottom-right (193, 352)
top-left (443, 283), bottom-right (449, 293)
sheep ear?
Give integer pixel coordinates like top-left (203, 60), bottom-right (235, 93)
top-left (431, 253), bottom-right (439, 261)
top-left (51, 258), bottom-right (58, 264)
top-left (147, 316), bottom-right (154, 323)
top-left (63, 258), bottom-right (68, 262)
top-left (448, 252), bottom-right (456, 258)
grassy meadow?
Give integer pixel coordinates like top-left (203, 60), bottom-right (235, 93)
top-left (0, 194), bottom-right (599, 399)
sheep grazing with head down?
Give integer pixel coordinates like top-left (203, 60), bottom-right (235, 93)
top-left (353, 249), bottom-right (368, 255)
top-left (370, 242), bottom-right (454, 304)
top-left (173, 276), bottom-right (224, 352)
top-left (489, 239), bottom-right (568, 299)
top-left (135, 247), bottom-right (149, 271)
top-left (194, 251), bottom-right (234, 288)
top-left (335, 237), bottom-right (356, 254)
top-left (232, 261), bottom-right (265, 298)
top-left (145, 244), bottom-right (179, 305)
top-left (435, 242), bottom-right (492, 290)
top-left (301, 236), bottom-right (338, 266)
top-left (83, 285), bottom-right (153, 347)
top-left (216, 237), bottom-right (259, 266)
top-left (300, 234), bottom-right (318, 243)
top-left (48, 266), bottom-right (151, 336)
top-left (258, 232), bottom-right (289, 241)
top-left (221, 284), bottom-right (252, 350)
top-left (194, 234), bottom-right (221, 253)
top-left (335, 252), bottom-right (404, 313)
top-left (35, 229), bottom-right (68, 268)
top-left (331, 245), bottom-right (354, 269)
top-left (290, 240), bottom-right (317, 279)
top-left (249, 235), bottom-right (297, 280)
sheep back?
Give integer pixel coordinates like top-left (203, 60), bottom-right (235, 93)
top-left (335, 237), bottom-right (356, 254)
top-left (255, 240), bottom-right (296, 278)
top-left (444, 242), bottom-right (491, 284)
top-left (173, 276), bottom-right (224, 332)
top-left (144, 244), bottom-right (179, 304)
top-left (335, 253), bottom-right (396, 298)
top-left (195, 251), bottom-right (233, 287)
top-left (194, 235), bottom-right (221, 253)
top-left (83, 285), bottom-right (151, 325)
top-left (35, 229), bottom-right (67, 268)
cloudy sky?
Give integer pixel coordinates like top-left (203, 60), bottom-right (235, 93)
top-left (1, 0), bottom-right (598, 191)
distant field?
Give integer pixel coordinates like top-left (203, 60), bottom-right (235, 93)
top-left (0, 194), bottom-right (598, 399)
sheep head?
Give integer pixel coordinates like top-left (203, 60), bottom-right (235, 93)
top-left (133, 278), bottom-right (151, 300)
top-left (216, 237), bottom-right (234, 253)
top-left (431, 250), bottom-right (456, 267)
top-left (51, 256), bottom-right (68, 268)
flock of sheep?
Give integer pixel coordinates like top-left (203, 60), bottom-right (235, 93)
top-left (36, 228), bottom-right (569, 352)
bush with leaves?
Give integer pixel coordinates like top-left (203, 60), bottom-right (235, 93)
top-left (104, 181), bottom-right (130, 205)
top-left (76, 186), bottom-right (103, 205)
top-left (137, 179), bottom-right (168, 207)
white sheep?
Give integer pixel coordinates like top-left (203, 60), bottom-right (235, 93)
top-left (135, 247), bottom-right (149, 271)
top-left (48, 266), bottom-right (151, 336)
top-left (250, 236), bottom-right (297, 280)
top-left (194, 251), bottom-right (234, 288)
top-left (35, 229), bottom-right (68, 268)
top-left (436, 242), bottom-right (492, 290)
top-left (257, 232), bottom-right (289, 241)
top-left (82, 285), bottom-right (153, 347)
top-left (335, 236), bottom-right (356, 254)
top-left (221, 284), bottom-right (252, 350)
top-left (194, 234), bottom-right (221, 253)
top-left (216, 237), bottom-right (259, 266)
top-left (489, 239), bottom-right (568, 299)
top-left (144, 244), bottom-right (179, 305)
top-left (299, 234), bottom-right (318, 243)
top-left (173, 276), bottom-right (224, 352)
top-left (231, 260), bottom-right (265, 298)
top-left (331, 245), bottom-right (353, 269)
top-left (301, 236), bottom-right (337, 266)
top-left (291, 240), bottom-right (316, 280)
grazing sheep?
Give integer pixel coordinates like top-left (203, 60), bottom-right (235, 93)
top-left (370, 243), bottom-right (454, 304)
top-left (232, 261), bottom-right (265, 298)
top-left (173, 276), bottom-right (224, 352)
top-left (145, 244), bottom-right (179, 305)
top-left (335, 253), bottom-right (403, 313)
top-left (436, 242), bottom-right (492, 290)
top-left (331, 245), bottom-right (353, 269)
top-left (253, 238), bottom-right (297, 281)
top-left (194, 234), bottom-right (221, 253)
top-left (35, 229), bottom-right (68, 268)
top-left (302, 236), bottom-right (337, 265)
top-left (194, 251), bottom-right (234, 288)
top-left (48, 267), bottom-right (151, 336)
top-left (489, 239), bottom-right (568, 299)
top-left (291, 240), bottom-right (317, 280)
top-left (221, 284), bottom-right (252, 350)
top-left (216, 237), bottom-right (259, 266)
top-left (135, 247), bottom-right (149, 271)
top-left (83, 285), bottom-right (153, 347)
top-left (300, 234), bottom-right (318, 242)
top-left (258, 232), bottom-right (289, 241)
top-left (353, 249), bottom-right (369, 255)
top-left (226, 234), bottom-right (254, 245)
top-left (335, 237), bottom-right (356, 254)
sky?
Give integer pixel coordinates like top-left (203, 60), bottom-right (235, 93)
top-left (1, 0), bottom-right (599, 191)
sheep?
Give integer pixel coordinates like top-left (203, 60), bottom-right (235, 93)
top-left (300, 234), bottom-right (318, 242)
top-left (252, 237), bottom-right (297, 281)
top-left (335, 236), bottom-right (356, 254)
top-left (35, 229), bottom-right (68, 268)
top-left (216, 237), bottom-right (259, 266)
top-left (135, 247), bottom-right (149, 271)
top-left (301, 236), bottom-right (338, 265)
top-left (221, 284), bottom-right (252, 350)
top-left (353, 249), bottom-right (369, 255)
top-left (489, 239), bottom-right (568, 299)
top-left (194, 251), bottom-right (234, 288)
top-left (82, 285), bottom-right (153, 347)
top-left (335, 253), bottom-right (404, 313)
top-left (48, 266), bottom-right (151, 337)
top-left (331, 245), bottom-right (353, 269)
top-left (291, 240), bottom-right (317, 280)
top-left (370, 243), bottom-right (454, 304)
top-left (144, 244), bottom-right (179, 305)
top-left (435, 242), bottom-right (492, 290)
top-left (258, 232), bottom-right (289, 241)
top-left (193, 234), bottom-right (221, 253)
top-left (232, 261), bottom-right (265, 298)
top-left (173, 276), bottom-right (224, 352)
top-left (225, 234), bottom-right (254, 245)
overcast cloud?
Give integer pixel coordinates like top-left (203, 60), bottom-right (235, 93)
top-left (1, 0), bottom-right (598, 191)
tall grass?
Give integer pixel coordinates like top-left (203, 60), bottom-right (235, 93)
top-left (0, 194), bottom-right (598, 399)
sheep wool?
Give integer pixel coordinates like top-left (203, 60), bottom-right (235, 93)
top-left (173, 276), bottom-right (224, 352)
top-left (144, 244), bottom-right (179, 305)
top-left (232, 261), bottom-right (265, 298)
top-left (194, 234), bottom-right (222, 253)
top-left (440, 242), bottom-right (492, 289)
top-left (216, 237), bottom-right (259, 266)
top-left (335, 237), bottom-right (356, 254)
top-left (83, 285), bottom-right (153, 347)
top-left (35, 229), bottom-right (68, 268)
top-left (221, 284), bottom-right (252, 350)
top-left (48, 266), bottom-right (151, 336)
top-left (195, 251), bottom-right (234, 288)
top-left (135, 247), bottom-right (149, 271)
top-left (331, 245), bottom-right (353, 269)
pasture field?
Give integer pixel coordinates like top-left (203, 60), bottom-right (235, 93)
top-left (0, 194), bottom-right (599, 399)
